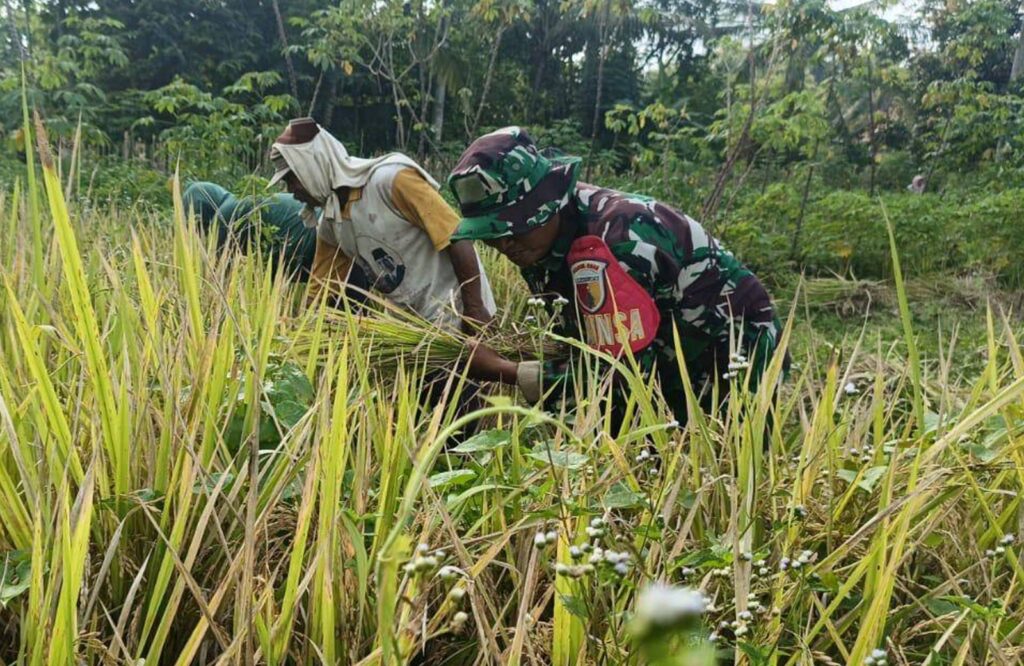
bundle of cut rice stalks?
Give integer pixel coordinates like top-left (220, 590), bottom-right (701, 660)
top-left (794, 276), bottom-right (893, 314)
top-left (283, 296), bottom-right (567, 372)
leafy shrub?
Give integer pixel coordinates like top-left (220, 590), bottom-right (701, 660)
top-left (800, 191), bottom-right (962, 278)
top-left (957, 189), bottom-right (1024, 286)
top-left (718, 182), bottom-right (801, 281)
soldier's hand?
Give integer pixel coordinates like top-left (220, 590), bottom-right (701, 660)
top-left (516, 361), bottom-right (543, 403)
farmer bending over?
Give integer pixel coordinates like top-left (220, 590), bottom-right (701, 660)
top-left (181, 180), bottom-right (370, 300)
top-left (451, 127), bottom-right (785, 421)
top-left (268, 117), bottom-right (500, 380)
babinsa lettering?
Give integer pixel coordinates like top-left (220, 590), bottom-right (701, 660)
top-left (582, 309), bottom-right (646, 346)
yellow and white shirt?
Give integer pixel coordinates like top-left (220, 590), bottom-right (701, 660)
top-left (312, 164), bottom-right (495, 328)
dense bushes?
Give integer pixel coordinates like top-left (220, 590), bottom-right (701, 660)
top-left (721, 184), bottom-right (1024, 286)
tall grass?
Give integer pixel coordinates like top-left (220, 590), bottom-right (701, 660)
top-left (0, 126), bottom-right (1022, 665)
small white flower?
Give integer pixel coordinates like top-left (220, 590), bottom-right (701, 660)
top-left (534, 533), bottom-right (548, 548)
top-left (985, 549), bottom-right (996, 557)
top-left (414, 556), bottom-right (439, 572)
top-left (844, 382), bottom-right (859, 395)
top-left (634, 583), bottom-right (707, 629)
top-left (790, 559), bottom-right (803, 570)
top-left (741, 551), bottom-right (753, 561)
top-left (448, 587), bottom-right (466, 601)
top-left (451, 611), bottom-right (469, 627)
top-left (417, 543), bottom-right (430, 554)
top-left (995, 546), bottom-right (1006, 555)
top-left (590, 517), bottom-right (605, 528)
top-left (758, 567), bottom-right (769, 576)
top-left (734, 624), bottom-right (749, 637)
top-left (738, 610), bottom-right (753, 621)
top-left (614, 562), bottom-right (630, 575)
top-left (722, 371), bottom-right (739, 380)
top-left (437, 565), bottom-right (463, 581)
top-left (779, 557), bottom-right (790, 571)
top-left (680, 567), bottom-right (695, 577)
top-left (434, 550), bottom-right (447, 560)
top-left (1000, 534), bottom-right (1015, 545)
top-left (570, 546), bottom-right (583, 560)
top-left (555, 563), bottom-right (572, 576)
top-left (708, 631), bottom-right (720, 643)
top-left (871, 649), bottom-right (887, 660)
top-left (545, 530), bottom-right (558, 544)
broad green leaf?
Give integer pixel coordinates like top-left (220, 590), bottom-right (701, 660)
top-left (602, 481), bottom-right (645, 509)
top-left (528, 443), bottom-right (589, 470)
top-left (428, 469), bottom-right (477, 490)
top-left (837, 466), bottom-right (889, 492)
top-left (451, 429), bottom-right (511, 453)
top-left (0, 550), bottom-right (31, 607)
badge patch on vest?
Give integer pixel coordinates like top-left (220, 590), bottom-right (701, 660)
top-left (567, 235), bottom-right (660, 356)
top-left (572, 260), bottom-right (607, 313)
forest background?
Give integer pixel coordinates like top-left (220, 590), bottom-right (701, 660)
top-left (2, 0), bottom-right (1023, 289)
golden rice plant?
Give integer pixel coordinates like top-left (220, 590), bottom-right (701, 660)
top-left (1, 111), bottom-right (1023, 666)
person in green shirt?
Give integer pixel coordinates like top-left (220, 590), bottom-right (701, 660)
top-left (182, 180), bottom-right (368, 295)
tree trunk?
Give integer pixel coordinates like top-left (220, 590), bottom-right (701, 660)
top-left (271, 0), bottom-right (300, 102)
top-left (307, 69), bottom-right (324, 117)
top-left (3, 0), bottom-right (26, 62)
top-left (472, 24), bottom-right (506, 137)
top-left (432, 76), bottom-right (447, 141)
top-left (323, 74), bottom-right (339, 128)
top-left (866, 55), bottom-right (877, 196)
top-left (703, 3), bottom-right (759, 222)
top-left (22, 0), bottom-right (33, 63)
top-left (589, 2), bottom-right (610, 142)
top-left (791, 140), bottom-right (819, 262)
top-left (388, 39), bottom-right (406, 150)
top-left (1011, 21), bottom-right (1024, 82)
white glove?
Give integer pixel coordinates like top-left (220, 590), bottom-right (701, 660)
top-left (516, 361), bottom-right (543, 403)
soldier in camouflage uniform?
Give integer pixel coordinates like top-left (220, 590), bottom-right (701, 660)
top-left (451, 127), bottom-right (785, 421)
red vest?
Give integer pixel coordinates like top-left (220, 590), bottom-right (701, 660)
top-left (567, 235), bottom-right (660, 356)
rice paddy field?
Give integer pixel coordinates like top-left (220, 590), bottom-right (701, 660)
top-left (2, 131), bottom-right (1024, 666)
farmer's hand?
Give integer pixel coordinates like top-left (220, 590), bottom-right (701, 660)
top-left (466, 339), bottom-right (518, 384)
top-left (516, 361), bottom-right (543, 403)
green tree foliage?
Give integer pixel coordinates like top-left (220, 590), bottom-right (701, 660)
top-left (1, 0), bottom-right (1024, 284)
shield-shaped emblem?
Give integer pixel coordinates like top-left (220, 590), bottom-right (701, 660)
top-left (572, 259), bottom-right (607, 314)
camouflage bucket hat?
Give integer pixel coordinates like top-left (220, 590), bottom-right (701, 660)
top-left (448, 126), bottom-right (581, 241)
